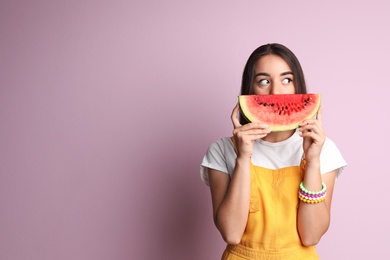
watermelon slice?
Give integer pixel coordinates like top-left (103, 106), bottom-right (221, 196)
top-left (238, 94), bottom-right (321, 132)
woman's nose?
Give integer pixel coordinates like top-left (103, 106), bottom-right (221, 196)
top-left (270, 83), bottom-right (282, 94)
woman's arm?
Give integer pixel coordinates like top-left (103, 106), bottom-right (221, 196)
top-left (297, 168), bottom-right (337, 246)
top-left (208, 104), bottom-right (271, 245)
top-left (208, 157), bottom-right (251, 245)
top-left (297, 106), bottom-right (337, 246)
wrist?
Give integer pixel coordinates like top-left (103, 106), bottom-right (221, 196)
top-left (304, 158), bottom-right (320, 170)
top-left (234, 156), bottom-right (251, 177)
top-left (236, 155), bottom-right (251, 164)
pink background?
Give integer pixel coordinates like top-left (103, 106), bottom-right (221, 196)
top-left (1, 0), bottom-right (389, 259)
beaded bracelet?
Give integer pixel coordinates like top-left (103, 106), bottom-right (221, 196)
top-left (299, 190), bottom-right (326, 200)
top-left (299, 195), bottom-right (326, 204)
top-left (299, 194), bottom-right (326, 203)
top-left (298, 182), bottom-right (327, 204)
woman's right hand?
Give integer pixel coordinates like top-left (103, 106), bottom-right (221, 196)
top-left (231, 104), bottom-right (272, 159)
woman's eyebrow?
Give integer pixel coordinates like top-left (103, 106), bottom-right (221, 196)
top-left (281, 71), bottom-right (293, 76)
top-left (254, 72), bottom-right (270, 77)
top-left (254, 71), bottom-right (294, 77)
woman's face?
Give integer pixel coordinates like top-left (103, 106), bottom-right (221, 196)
top-left (252, 54), bottom-right (295, 95)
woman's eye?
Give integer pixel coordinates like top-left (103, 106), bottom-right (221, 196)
top-left (259, 79), bottom-right (270, 85)
top-left (282, 78), bottom-right (292, 84)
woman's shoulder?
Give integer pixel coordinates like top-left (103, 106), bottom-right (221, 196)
top-left (200, 137), bottom-right (236, 185)
top-left (207, 136), bottom-right (234, 153)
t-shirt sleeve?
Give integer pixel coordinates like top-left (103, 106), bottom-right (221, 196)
top-left (320, 137), bottom-right (347, 177)
top-left (200, 139), bottom-right (233, 186)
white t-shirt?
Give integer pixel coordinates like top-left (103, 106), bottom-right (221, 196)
top-left (200, 130), bottom-right (347, 186)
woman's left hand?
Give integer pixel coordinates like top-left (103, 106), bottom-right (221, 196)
top-left (299, 106), bottom-right (326, 162)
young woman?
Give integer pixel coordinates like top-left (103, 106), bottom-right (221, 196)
top-left (200, 43), bottom-right (347, 259)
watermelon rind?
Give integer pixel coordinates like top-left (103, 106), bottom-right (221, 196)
top-left (238, 94), bottom-right (321, 132)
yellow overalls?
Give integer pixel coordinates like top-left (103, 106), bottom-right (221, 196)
top-left (222, 139), bottom-right (319, 259)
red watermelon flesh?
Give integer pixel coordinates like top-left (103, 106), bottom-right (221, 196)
top-left (238, 94), bottom-right (321, 132)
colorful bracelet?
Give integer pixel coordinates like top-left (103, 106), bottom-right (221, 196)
top-left (299, 190), bottom-right (326, 199)
top-left (299, 195), bottom-right (326, 204)
top-left (298, 182), bottom-right (327, 204)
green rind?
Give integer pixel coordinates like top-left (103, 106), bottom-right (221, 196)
top-left (238, 94), bottom-right (321, 132)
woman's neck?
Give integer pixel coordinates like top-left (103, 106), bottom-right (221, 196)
top-left (261, 129), bottom-right (295, 143)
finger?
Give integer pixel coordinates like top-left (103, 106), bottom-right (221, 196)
top-left (233, 127), bottom-right (271, 136)
top-left (299, 124), bottom-right (325, 142)
top-left (299, 121), bottom-right (315, 133)
top-left (300, 123), bottom-right (320, 134)
top-left (236, 133), bottom-right (271, 145)
top-left (231, 104), bottom-right (241, 129)
top-left (299, 121), bottom-right (312, 132)
top-left (237, 122), bottom-right (270, 131)
top-left (306, 118), bottom-right (326, 136)
top-left (300, 117), bottom-right (322, 130)
top-left (248, 133), bottom-right (270, 140)
top-left (299, 129), bottom-right (317, 138)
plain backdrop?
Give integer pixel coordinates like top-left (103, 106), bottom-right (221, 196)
top-left (1, 0), bottom-right (390, 259)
